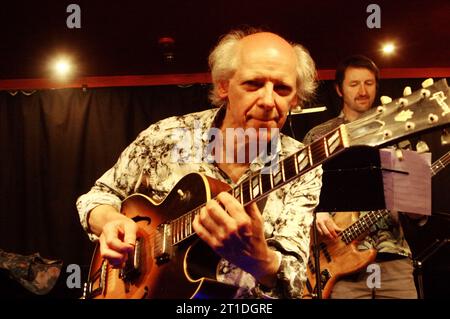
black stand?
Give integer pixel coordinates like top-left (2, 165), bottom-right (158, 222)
top-left (413, 238), bottom-right (450, 299)
top-left (310, 146), bottom-right (386, 298)
top-left (311, 212), bottom-right (322, 299)
top-left (317, 146), bottom-right (386, 212)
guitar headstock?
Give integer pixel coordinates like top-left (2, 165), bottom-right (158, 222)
top-left (346, 78), bottom-right (450, 147)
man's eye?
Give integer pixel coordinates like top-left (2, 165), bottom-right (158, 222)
top-left (275, 85), bottom-right (292, 96)
top-left (243, 81), bottom-right (262, 89)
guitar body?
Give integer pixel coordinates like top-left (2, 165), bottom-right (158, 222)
top-left (303, 212), bottom-right (377, 299)
top-left (86, 173), bottom-right (238, 299)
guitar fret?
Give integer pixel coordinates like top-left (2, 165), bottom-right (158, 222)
top-left (272, 164), bottom-right (283, 186)
top-left (323, 137), bottom-right (329, 158)
top-left (293, 151), bottom-right (299, 175)
top-left (233, 186), bottom-right (243, 205)
top-left (307, 144), bottom-right (313, 166)
top-left (172, 220), bottom-right (177, 243)
top-left (261, 172), bottom-right (272, 194)
top-left (310, 139), bottom-right (326, 166)
top-left (327, 129), bottom-right (343, 155)
top-left (280, 160), bottom-right (286, 183)
top-left (251, 175), bottom-right (260, 199)
top-left (182, 215), bottom-right (186, 239)
top-left (269, 168), bottom-right (274, 188)
top-left (241, 179), bottom-right (251, 204)
top-left (180, 218), bottom-right (184, 241)
top-left (189, 212), bottom-right (193, 236)
top-left (239, 184), bottom-right (244, 205)
top-left (283, 155), bottom-right (298, 181)
top-left (296, 148), bottom-right (310, 172)
top-left (258, 174), bottom-right (263, 198)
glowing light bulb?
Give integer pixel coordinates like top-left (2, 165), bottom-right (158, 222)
top-left (382, 43), bottom-right (395, 55)
top-left (52, 57), bottom-right (72, 78)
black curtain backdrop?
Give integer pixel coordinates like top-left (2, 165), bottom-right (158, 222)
top-left (0, 79), bottom-right (448, 298)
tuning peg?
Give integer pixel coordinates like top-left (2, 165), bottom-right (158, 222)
top-left (428, 113), bottom-right (439, 123)
top-left (441, 129), bottom-right (450, 145)
top-left (383, 129), bottom-right (393, 139)
top-left (421, 78), bottom-right (434, 88)
top-left (398, 140), bottom-right (412, 150)
top-left (380, 96), bottom-right (392, 105)
top-left (395, 148), bottom-right (404, 161)
top-left (376, 105), bottom-right (386, 113)
top-left (403, 86), bottom-right (412, 96)
top-left (421, 88), bottom-right (431, 98)
top-left (398, 97), bottom-right (409, 107)
top-left (405, 121), bottom-right (416, 131)
top-left (416, 140), bottom-right (430, 153)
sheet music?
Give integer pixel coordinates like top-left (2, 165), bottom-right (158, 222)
top-left (380, 148), bottom-right (432, 215)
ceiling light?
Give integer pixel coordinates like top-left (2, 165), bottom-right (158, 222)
top-left (52, 57), bottom-right (73, 78)
top-left (381, 43), bottom-right (396, 55)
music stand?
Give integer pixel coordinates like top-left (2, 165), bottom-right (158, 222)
top-left (309, 146), bottom-right (431, 298)
top-left (413, 238), bottom-right (450, 299)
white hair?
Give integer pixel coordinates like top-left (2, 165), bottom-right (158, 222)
top-left (208, 29), bottom-right (317, 108)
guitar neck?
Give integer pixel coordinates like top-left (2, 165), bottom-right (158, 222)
top-left (171, 125), bottom-right (350, 245)
top-left (170, 78), bottom-right (450, 246)
top-left (431, 150), bottom-right (450, 176)
top-left (231, 125), bottom-right (349, 207)
top-left (340, 210), bottom-right (389, 244)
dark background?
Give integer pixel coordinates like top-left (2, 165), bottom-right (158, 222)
top-left (0, 0), bottom-right (449, 299)
top-left (0, 0), bottom-right (449, 79)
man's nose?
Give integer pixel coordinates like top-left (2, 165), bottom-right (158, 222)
top-left (358, 84), bottom-right (368, 95)
top-left (259, 83), bottom-right (276, 109)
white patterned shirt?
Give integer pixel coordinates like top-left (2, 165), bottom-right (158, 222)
top-left (77, 107), bottom-right (323, 298)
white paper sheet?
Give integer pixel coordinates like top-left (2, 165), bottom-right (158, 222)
top-left (380, 148), bottom-right (432, 215)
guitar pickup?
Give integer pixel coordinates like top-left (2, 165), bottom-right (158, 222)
top-left (120, 237), bottom-right (143, 282)
top-left (155, 223), bottom-right (172, 265)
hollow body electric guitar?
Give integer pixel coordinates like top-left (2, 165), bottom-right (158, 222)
top-left (302, 149), bottom-right (450, 299)
top-left (84, 79), bottom-right (450, 299)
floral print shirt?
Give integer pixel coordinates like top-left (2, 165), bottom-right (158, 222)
top-left (77, 107), bottom-right (323, 298)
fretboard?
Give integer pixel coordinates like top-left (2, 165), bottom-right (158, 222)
top-left (431, 150), bottom-right (450, 176)
top-left (341, 210), bottom-right (389, 244)
top-left (170, 125), bottom-right (349, 245)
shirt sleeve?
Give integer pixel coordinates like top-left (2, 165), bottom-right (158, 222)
top-left (76, 126), bottom-right (154, 241)
top-left (260, 165), bottom-right (323, 298)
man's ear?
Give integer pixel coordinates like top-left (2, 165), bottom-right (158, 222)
top-left (217, 80), bottom-right (229, 98)
top-left (335, 84), bottom-right (343, 97)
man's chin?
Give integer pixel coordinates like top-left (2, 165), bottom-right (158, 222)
top-left (355, 101), bottom-right (372, 111)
